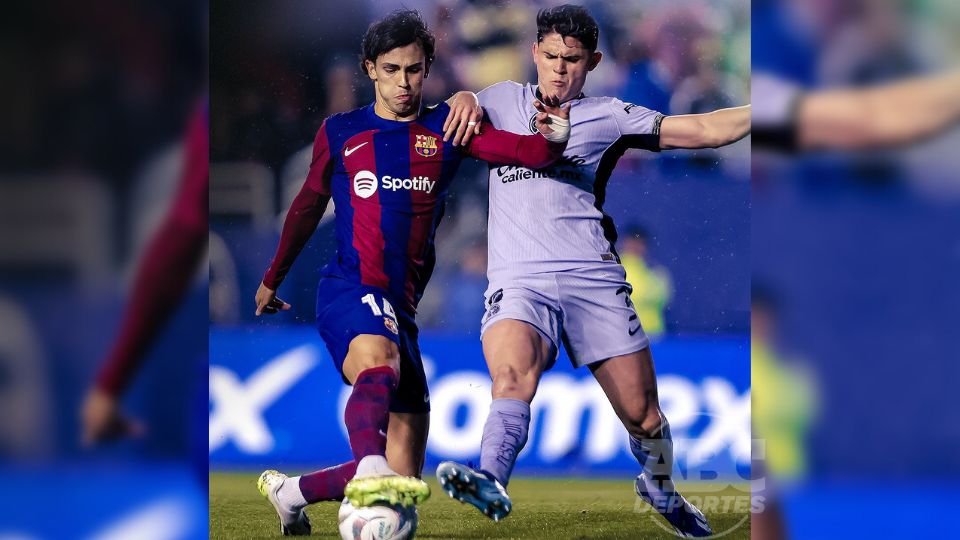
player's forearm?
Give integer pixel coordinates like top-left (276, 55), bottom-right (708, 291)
top-left (514, 136), bottom-right (567, 169)
top-left (262, 185), bottom-right (329, 289)
top-left (467, 121), bottom-right (567, 168)
top-left (701, 105), bottom-right (751, 148)
top-left (799, 72), bottom-right (960, 149)
top-left (95, 215), bottom-right (207, 396)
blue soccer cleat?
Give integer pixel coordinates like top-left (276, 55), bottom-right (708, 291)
top-left (436, 461), bottom-right (512, 522)
top-left (635, 473), bottom-right (713, 537)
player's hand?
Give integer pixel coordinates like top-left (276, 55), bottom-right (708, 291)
top-left (81, 388), bottom-right (144, 446)
top-left (255, 281), bottom-right (291, 315)
top-left (533, 99), bottom-right (571, 136)
top-left (443, 91), bottom-right (483, 146)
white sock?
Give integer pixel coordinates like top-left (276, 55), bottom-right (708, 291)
top-left (277, 476), bottom-right (308, 510)
top-left (354, 455), bottom-right (395, 478)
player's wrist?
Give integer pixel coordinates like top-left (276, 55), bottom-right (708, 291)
top-left (543, 114), bottom-right (570, 143)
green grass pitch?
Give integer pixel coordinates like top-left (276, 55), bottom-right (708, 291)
top-left (211, 471), bottom-right (750, 539)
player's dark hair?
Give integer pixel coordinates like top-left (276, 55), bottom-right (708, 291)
top-left (751, 281), bottom-right (781, 315)
top-left (536, 4), bottom-right (599, 52)
top-left (360, 9), bottom-right (435, 74)
top-left (623, 224), bottom-right (650, 242)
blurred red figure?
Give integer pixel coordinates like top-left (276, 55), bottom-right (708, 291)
top-left (81, 100), bottom-right (209, 446)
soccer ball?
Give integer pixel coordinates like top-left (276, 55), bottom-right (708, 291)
top-left (338, 499), bottom-right (418, 540)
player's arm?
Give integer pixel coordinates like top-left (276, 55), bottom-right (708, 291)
top-left (83, 101), bottom-right (209, 445)
top-left (257, 121), bottom-right (334, 315)
top-left (464, 100), bottom-right (571, 168)
top-left (659, 105), bottom-right (751, 150)
top-left (796, 71), bottom-right (960, 150)
top-left (444, 91), bottom-right (484, 146)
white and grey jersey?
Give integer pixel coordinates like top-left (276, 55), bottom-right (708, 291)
top-left (478, 81), bottom-right (664, 282)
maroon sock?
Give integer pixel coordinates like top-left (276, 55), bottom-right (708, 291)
top-left (345, 366), bottom-right (398, 461)
top-left (299, 461), bottom-right (357, 503)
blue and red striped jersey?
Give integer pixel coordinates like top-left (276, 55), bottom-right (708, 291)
top-left (264, 101), bottom-right (566, 315)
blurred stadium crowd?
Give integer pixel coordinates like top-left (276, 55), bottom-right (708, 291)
top-left (752, 0), bottom-right (960, 537)
top-left (1, 1), bottom-right (208, 537)
top-left (1, 0), bottom-right (206, 460)
top-left (210, 0), bottom-right (750, 334)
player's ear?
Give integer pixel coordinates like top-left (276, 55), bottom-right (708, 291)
top-left (588, 51), bottom-right (602, 71)
top-left (364, 59), bottom-right (377, 81)
top-left (531, 41), bottom-right (539, 61)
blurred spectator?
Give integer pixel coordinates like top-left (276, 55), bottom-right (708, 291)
top-left (750, 284), bottom-right (816, 482)
top-left (618, 226), bottom-right (672, 338)
top-left (453, 0), bottom-right (531, 90)
top-left (436, 239), bottom-right (489, 334)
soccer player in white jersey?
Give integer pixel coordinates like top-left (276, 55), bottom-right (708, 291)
top-left (435, 5), bottom-right (750, 537)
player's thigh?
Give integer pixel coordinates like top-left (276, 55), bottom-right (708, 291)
top-left (386, 411), bottom-right (429, 477)
top-left (316, 279), bottom-right (404, 384)
top-left (557, 267), bottom-right (650, 367)
top-left (589, 347), bottom-right (662, 430)
top-left (342, 334), bottom-right (401, 384)
top-left (481, 318), bottom-right (555, 398)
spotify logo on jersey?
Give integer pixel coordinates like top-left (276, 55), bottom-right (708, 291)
top-left (353, 170), bottom-right (378, 199)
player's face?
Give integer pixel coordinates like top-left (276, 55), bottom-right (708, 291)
top-left (532, 32), bottom-right (601, 103)
top-left (366, 42), bottom-right (428, 120)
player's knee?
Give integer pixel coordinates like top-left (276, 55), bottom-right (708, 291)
top-left (620, 398), bottom-right (663, 439)
top-left (345, 337), bottom-right (401, 380)
top-left (490, 363), bottom-right (538, 401)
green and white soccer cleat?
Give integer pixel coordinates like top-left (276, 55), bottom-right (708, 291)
top-left (257, 470), bottom-right (311, 536)
top-left (343, 475), bottom-right (431, 508)
top-left (436, 461), bottom-right (512, 522)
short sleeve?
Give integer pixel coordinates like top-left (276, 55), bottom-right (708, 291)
top-left (751, 73), bottom-right (803, 150)
top-left (477, 81), bottom-right (522, 129)
top-left (608, 98), bottom-right (665, 137)
top-left (607, 99), bottom-right (664, 151)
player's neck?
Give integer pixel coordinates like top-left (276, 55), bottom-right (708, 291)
top-left (373, 99), bottom-right (420, 122)
top-left (535, 83), bottom-right (584, 103)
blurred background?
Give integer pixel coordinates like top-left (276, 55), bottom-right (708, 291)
top-left (752, 0), bottom-right (960, 538)
top-left (0, 1), bottom-right (207, 538)
top-left (208, 0), bottom-right (751, 524)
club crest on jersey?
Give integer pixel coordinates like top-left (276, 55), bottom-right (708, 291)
top-left (384, 317), bottom-right (399, 335)
top-left (415, 134), bottom-right (438, 157)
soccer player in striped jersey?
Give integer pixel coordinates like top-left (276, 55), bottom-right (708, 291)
top-left (435, 5), bottom-right (750, 537)
top-left (253, 10), bottom-right (570, 536)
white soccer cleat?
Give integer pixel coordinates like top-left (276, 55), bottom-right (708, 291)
top-left (257, 469), bottom-right (312, 536)
top-left (436, 461), bottom-right (512, 522)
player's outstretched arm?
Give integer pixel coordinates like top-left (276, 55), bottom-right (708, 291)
top-left (444, 91), bottom-right (483, 146)
top-left (82, 102), bottom-right (208, 446)
top-left (258, 119), bottom-right (335, 315)
top-left (797, 71), bottom-right (960, 150)
top-left (464, 100), bottom-right (570, 169)
top-left (660, 105), bottom-right (751, 150)
top-left (258, 183), bottom-right (330, 315)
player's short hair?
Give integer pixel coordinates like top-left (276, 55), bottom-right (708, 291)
top-left (536, 4), bottom-right (599, 52)
top-left (623, 224), bottom-right (650, 243)
top-left (360, 9), bottom-right (436, 74)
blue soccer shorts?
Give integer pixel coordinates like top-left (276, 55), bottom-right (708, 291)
top-left (316, 276), bottom-right (429, 413)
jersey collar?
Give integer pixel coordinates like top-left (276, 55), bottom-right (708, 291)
top-left (534, 84), bottom-right (585, 103)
